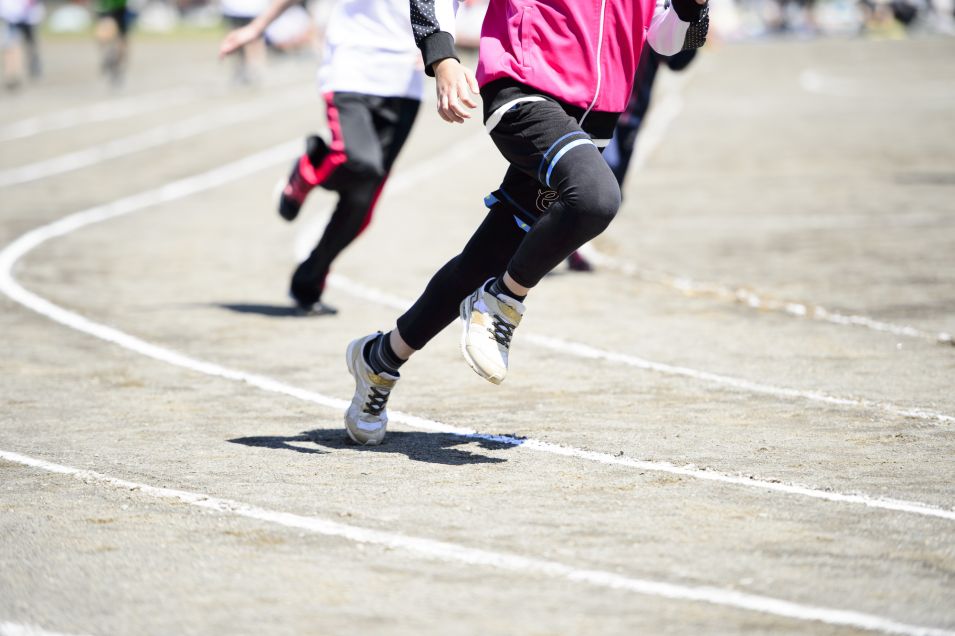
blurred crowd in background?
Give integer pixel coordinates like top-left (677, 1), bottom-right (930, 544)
top-left (2, 0), bottom-right (954, 90)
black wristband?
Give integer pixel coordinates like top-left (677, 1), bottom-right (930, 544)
top-left (670, 0), bottom-right (707, 22)
top-left (421, 31), bottom-right (460, 77)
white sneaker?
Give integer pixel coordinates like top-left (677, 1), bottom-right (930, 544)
top-left (344, 333), bottom-right (399, 446)
top-left (459, 279), bottom-right (525, 385)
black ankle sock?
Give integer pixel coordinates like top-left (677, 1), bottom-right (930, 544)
top-left (488, 276), bottom-right (527, 302)
top-left (363, 331), bottom-right (405, 376)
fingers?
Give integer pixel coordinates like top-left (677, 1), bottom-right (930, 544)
top-left (448, 91), bottom-right (471, 120)
top-left (433, 63), bottom-right (480, 124)
top-left (443, 99), bottom-right (466, 123)
top-left (458, 83), bottom-right (478, 110)
top-left (437, 93), bottom-right (455, 123)
top-left (466, 68), bottom-right (480, 95)
top-left (219, 34), bottom-right (238, 58)
top-left (437, 87), bottom-right (467, 123)
top-left (219, 26), bottom-right (259, 58)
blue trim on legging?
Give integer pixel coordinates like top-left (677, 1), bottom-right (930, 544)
top-left (492, 188), bottom-right (536, 233)
top-left (545, 139), bottom-right (595, 187)
top-left (497, 188), bottom-right (531, 216)
top-left (537, 130), bottom-right (588, 182)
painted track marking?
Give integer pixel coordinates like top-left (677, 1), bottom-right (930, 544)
top-left (2, 449), bottom-right (953, 636)
top-left (593, 67), bottom-right (954, 346)
top-left (1, 144), bottom-right (953, 524)
top-left (0, 87), bottom-right (196, 143)
top-left (0, 74), bottom-right (306, 143)
top-left (0, 623), bottom-right (85, 636)
top-left (329, 275), bottom-right (955, 425)
top-left (578, 245), bottom-right (954, 346)
top-left (0, 87), bottom-right (312, 188)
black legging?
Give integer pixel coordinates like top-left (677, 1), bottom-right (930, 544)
top-left (291, 92), bottom-right (419, 306)
top-left (397, 82), bottom-right (621, 350)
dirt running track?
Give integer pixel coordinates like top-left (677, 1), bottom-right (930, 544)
top-left (1, 35), bottom-right (954, 636)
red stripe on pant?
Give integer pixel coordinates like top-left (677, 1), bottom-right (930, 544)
top-left (299, 92), bottom-right (348, 186)
top-left (356, 176), bottom-right (389, 237)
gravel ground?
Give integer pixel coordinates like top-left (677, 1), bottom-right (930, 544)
top-left (1, 34), bottom-right (953, 636)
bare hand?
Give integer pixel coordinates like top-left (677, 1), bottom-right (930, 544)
top-left (219, 24), bottom-right (261, 58)
top-left (433, 58), bottom-right (479, 123)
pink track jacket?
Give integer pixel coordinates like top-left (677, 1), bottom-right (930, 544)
top-left (411, 0), bottom-right (708, 115)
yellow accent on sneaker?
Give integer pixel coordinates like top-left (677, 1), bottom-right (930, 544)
top-left (344, 333), bottom-right (398, 445)
top-left (459, 279), bottom-right (525, 385)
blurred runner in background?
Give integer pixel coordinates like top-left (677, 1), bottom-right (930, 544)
top-left (220, 0), bottom-right (268, 83)
top-left (220, 0), bottom-right (423, 314)
top-left (95, 0), bottom-right (132, 85)
top-left (1, 0), bottom-right (42, 90)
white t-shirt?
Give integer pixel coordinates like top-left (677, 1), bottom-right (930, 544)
top-left (0, 0), bottom-right (42, 24)
top-left (220, 0), bottom-right (268, 19)
top-left (317, 0), bottom-right (425, 101)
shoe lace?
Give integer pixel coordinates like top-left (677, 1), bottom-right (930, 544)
top-left (363, 386), bottom-right (391, 416)
top-left (488, 314), bottom-right (515, 348)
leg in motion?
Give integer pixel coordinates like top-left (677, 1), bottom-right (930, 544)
top-left (288, 94), bottom-right (418, 312)
top-left (276, 93), bottom-right (350, 222)
top-left (456, 97), bottom-right (622, 383)
top-left (345, 203), bottom-right (525, 443)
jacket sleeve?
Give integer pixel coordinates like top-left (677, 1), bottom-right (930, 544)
top-left (646, 0), bottom-right (709, 57)
top-left (410, 0), bottom-right (460, 76)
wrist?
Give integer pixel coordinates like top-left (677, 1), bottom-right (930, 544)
top-left (433, 57), bottom-right (458, 73)
top-left (420, 31), bottom-right (459, 77)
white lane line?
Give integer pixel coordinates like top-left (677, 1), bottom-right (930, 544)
top-left (0, 87), bottom-right (196, 143)
top-left (605, 70), bottom-right (954, 347)
top-left (2, 450), bottom-right (952, 636)
top-left (526, 333), bottom-right (955, 422)
top-left (328, 275), bottom-right (955, 425)
top-left (0, 87), bottom-right (312, 188)
top-left (0, 73), bottom-right (306, 143)
top-left (294, 117), bottom-right (954, 424)
top-left (2, 145), bottom-right (953, 524)
top-left (0, 623), bottom-right (86, 636)
top-left (577, 245), bottom-right (955, 346)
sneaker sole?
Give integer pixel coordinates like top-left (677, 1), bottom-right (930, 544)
top-left (288, 292), bottom-right (338, 316)
top-left (459, 292), bottom-right (504, 385)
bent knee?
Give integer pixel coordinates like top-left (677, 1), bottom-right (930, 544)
top-left (585, 179), bottom-right (622, 222)
top-left (567, 177), bottom-right (621, 234)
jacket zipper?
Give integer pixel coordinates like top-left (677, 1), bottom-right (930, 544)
top-left (579, 0), bottom-right (608, 125)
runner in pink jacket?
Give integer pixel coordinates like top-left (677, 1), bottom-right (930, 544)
top-left (415, 0), bottom-right (708, 115)
top-left (342, 0), bottom-right (708, 445)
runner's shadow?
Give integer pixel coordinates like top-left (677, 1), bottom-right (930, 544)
top-left (215, 303), bottom-right (337, 318)
top-left (229, 429), bottom-right (515, 466)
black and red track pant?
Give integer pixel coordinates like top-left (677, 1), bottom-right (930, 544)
top-left (291, 92), bottom-right (419, 306)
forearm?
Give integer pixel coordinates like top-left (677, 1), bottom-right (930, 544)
top-left (646, 0), bottom-right (709, 57)
top-left (410, 0), bottom-right (459, 75)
